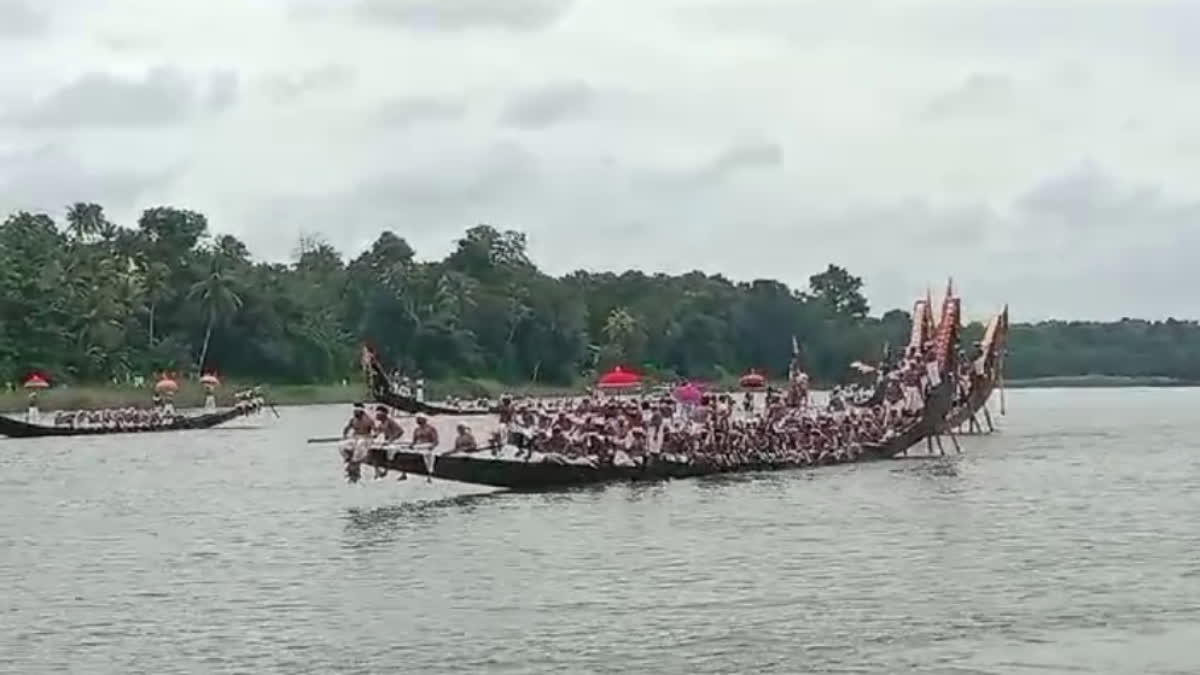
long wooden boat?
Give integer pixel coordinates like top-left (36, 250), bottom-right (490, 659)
top-left (0, 400), bottom-right (263, 439)
top-left (362, 347), bottom-right (496, 416)
top-left (352, 371), bottom-right (957, 491)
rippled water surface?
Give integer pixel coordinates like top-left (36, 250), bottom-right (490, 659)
top-left (4, 389), bottom-right (1200, 674)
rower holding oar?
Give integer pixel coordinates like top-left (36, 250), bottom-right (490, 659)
top-left (373, 405), bottom-right (407, 480)
top-left (412, 414), bottom-right (439, 482)
top-left (340, 403), bottom-right (375, 483)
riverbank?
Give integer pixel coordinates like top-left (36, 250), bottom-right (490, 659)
top-left (0, 378), bottom-right (579, 413)
top-left (7, 373), bottom-right (1198, 412)
top-left (1003, 375), bottom-right (1199, 388)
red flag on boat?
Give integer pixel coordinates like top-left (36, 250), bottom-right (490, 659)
top-left (597, 367), bottom-right (641, 390)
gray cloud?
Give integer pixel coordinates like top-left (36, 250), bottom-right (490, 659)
top-left (923, 73), bottom-right (1016, 120)
top-left (500, 82), bottom-right (594, 129)
top-left (354, 0), bottom-right (574, 32)
top-left (374, 96), bottom-right (465, 128)
top-left (260, 64), bottom-right (355, 103)
top-left (640, 140), bottom-right (784, 190)
top-left (2, 68), bottom-right (238, 128)
top-left (1014, 163), bottom-right (1176, 230)
top-left (0, 0), bottom-right (47, 38)
top-left (4, 0), bottom-right (1199, 321)
top-left (246, 142), bottom-right (540, 258)
top-left (0, 144), bottom-right (178, 217)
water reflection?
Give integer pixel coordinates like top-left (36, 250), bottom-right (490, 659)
top-left (342, 491), bottom-right (509, 548)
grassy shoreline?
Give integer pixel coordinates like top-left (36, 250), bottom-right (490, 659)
top-left (0, 379), bottom-right (581, 413)
top-left (1002, 375), bottom-right (1200, 388)
top-left (5, 374), bottom-right (1198, 412)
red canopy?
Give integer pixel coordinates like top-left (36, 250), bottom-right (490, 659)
top-left (740, 371), bottom-right (766, 389)
top-left (597, 367), bottom-right (641, 389)
top-left (23, 373), bottom-right (49, 389)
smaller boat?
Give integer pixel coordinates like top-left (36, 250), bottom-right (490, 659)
top-left (361, 347), bottom-right (497, 416)
top-left (0, 391), bottom-right (267, 439)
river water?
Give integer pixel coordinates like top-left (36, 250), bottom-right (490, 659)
top-left (2, 388), bottom-right (1199, 674)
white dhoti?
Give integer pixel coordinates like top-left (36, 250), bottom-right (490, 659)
top-left (902, 386), bottom-right (922, 411)
top-left (339, 438), bottom-right (370, 463)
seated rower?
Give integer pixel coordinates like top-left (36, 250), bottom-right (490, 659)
top-left (453, 423), bottom-right (478, 452)
top-left (373, 405), bottom-right (406, 479)
top-left (411, 414), bottom-right (439, 482)
top-left (340, 403), bottom-right (375, 482)
top-left (343, 403), bottom-right (376, 439)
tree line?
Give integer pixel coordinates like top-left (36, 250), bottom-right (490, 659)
top-left (3, 203), bottom-right (1200, 388)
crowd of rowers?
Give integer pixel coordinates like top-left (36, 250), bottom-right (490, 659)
top-left (338, 361), bottom-right (949, 481)
top-left (48, 389), bottom-right (265, 429)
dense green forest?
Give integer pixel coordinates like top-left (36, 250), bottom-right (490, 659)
top-left (3, 203), bottom-right (1200, 388)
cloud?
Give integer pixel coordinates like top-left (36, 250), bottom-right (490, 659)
top-left (374, 96), bottom-right (465, 128)
top-left (499, 81), bottom-right (594, 129)
top-left (923, 73), bottom-right (1016, 120)
top-left (260, 64), bottom-right (355, 103)
top-left (639, 140), bottom-right (784, 190)
top-left (0, 0), bottom-right (47, 38)
top-left (353, 0), bottom-right (574, 31)
top-left (1, 68), bottom-right (238, 128)
top-left (3, 0), bottom-right (1200, 321)
top-left (0, 144), bottom-right (178, 217)
top-left (244, 142), bottom-right (540, 257)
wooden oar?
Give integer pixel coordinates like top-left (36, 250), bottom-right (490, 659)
top-left (307, 436), bottom-right (344, 444)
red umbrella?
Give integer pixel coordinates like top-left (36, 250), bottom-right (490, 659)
top-left (155, 376), bottom-right (179, 393)
top-left (740, 371), bottom-right (766, 389)
top-left (598, 367), bottom-right (641, 390)
top-left (199, 373), bottom-right (220, 386)
top-left (23, 373), bottom-right (49, 389)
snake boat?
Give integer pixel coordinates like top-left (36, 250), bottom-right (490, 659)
top-left (0, 394), bottom-right (266, 439)
top-left (362, 347), bottom-right (496, 416)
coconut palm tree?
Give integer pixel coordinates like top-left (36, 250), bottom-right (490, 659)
top-left (188, 262), bottom-right (243, 374)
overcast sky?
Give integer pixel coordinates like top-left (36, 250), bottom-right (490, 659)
top-left (1, 0), bottom-right (1197, 321)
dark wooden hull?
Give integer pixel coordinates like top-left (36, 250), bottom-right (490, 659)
top-left (372, 389), bottom-right (496, 417)
top-left (944, 372), bottom-right (998, 431)
top-left (0, 405), bottom-right (256, 439)
top-left (357, 378), bottom-right (956, 490)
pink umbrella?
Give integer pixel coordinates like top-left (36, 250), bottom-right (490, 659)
top-left (673, 382), bottom-right (703, 404)
top-left (597, 367), bottom-right (641, 390)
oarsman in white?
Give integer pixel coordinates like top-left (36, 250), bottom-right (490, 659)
top-left (453, 423), bottom-right (478, 452)
top-left (411, 414), bottom-right (439, 482)
top-left (340, 403), bottom-right (376, 480)
top-left (373, 405), bottom-right (407, 479)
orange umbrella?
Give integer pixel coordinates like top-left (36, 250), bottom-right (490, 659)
top-left (155, 377), bottom-right (178, 393)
